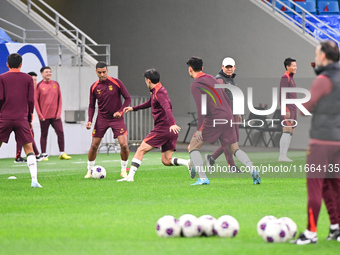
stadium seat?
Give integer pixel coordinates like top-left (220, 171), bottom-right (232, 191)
top-left (318, 1), bottom-right (340, 14)
top-left (271, 0), bottom-right (294, 14)
top-left (295, 1), bottom-right (317, 14)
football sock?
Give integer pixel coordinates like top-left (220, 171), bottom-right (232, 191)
top-left (190, 150), bottom-right (207, 179)
top-left (330, 224), bottom-right (339, 230)
top-left (279, 132), bottom-right (291, 158)
top-left (87, 160), bottom-right (95, 173)
top-left (27, 153), bottom-right (37, 182)
top-left (121, 160), bottom-right (128, 171)
top-left (234, 149), bottom-right (254, 173)
top-left (304, 229), bottom-right (317, 238)
top-left (128, 158), bottom-right (142, 178)
top-left (171, 157), bottom-right (188, 166)
top-left (60, 151), bottom-right (64, 156)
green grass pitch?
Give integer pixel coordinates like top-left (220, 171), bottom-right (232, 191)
top-left (0, 150), bottom-right (338, 255)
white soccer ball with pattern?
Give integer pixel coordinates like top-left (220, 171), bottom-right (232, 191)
top-left (279, 217), bottom-right (297, 240)
top-left (257, 215), bottom-right (277, 238)
top-left (156, 215), bottom-right (180, 238)
top-left (179, 214), bottom-right (202, 237)
top-left (262, 219), bottom-right (288, 243)
top-left (91, 165), bottom-right (107, 179)
top-left (198, 215), bottom-right (216, 237)
top-left (213, 215), bottom-right (239, 237)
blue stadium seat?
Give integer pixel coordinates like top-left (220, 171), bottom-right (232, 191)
top-left (295, 1), bottom-right (317, 14)
top-left (318, 1), bottom-right (340, 14)
top-left (272, 0), bottom-right (294, 14)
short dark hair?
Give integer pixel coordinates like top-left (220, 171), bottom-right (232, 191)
top-left (319, 41), bottom-right (340, 62)
top-left (7, 53), bottom-right (22, 68)
top-left (28, 71), bottom-right (37, 77)
top-left (144, 69), bottom-right (160, 84)
top-left (40, 66), bottom-right (51, 73)
top-left (186, 56), bottom-right (203, 72)
top-left (284, 58), bottom-right (296, 70)
top-left (96, 61), bottom-right (107, 69)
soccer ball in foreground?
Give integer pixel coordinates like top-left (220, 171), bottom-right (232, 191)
top-left (279, 217), bottom-right (297, 240)
top-left (91, 165), bottom-right (106, 179)
top-left (257, 215), bottom-right (277, 237)
top-left (213, 215), bottom-right (239, 237)
top-left (179, 214), bottom-right (202, 237)
top-left (198, 215), bottom-right (216, 237)
top-left (262, 219), bottom-right (288, 243)
top-left (156, 215), bottom-right (180, 237)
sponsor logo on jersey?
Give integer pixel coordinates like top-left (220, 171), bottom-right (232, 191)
top-left (97, 89), bottom-right (101, 94)
top-left (109, 85), bottom-right (113, 91)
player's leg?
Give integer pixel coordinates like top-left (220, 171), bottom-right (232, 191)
top-left (23, 142), bottom-right (42, 188)
top-left (279, 125), bottom-right (293, 162)
top-left (14, 142), bottom-right (26, 163)
top-left (205, 146), bottom-right (223, 171)
top-left (189, 133), bottom-right (209, 185)
top-left (228, 142), bottom-right (260, 184)
top-left (323, 179), bottom-right (340, 240)
top-left (39, 119), bottom-right (50, 160)
top-left (85, 136), bottom-right (102, 178)
top-left (51, 119), bottom-right (71, 159)
top-left (117, 141), bottom-right (154, 182)
top-left (116, 134), bottom-right (129, 177)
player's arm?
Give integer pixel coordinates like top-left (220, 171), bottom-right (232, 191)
top-left (27, 78), bottom-right (34, 123)
top-left (301, 75), bottom-right (332, 115)
top-left (279, 76), bottom-right (290, 118)
top-left (87, 86), bottom-right (96, 129)
top-left (132, 97), bottom-right (152, 111)
top-left (56, 82), bottom-right (62, 119)
top-left (190, 83), bottom-right (204, 131)
top-left (117, 80), bottom-right (132, 114)
top-left (34, 82), bottom-right (44, 121)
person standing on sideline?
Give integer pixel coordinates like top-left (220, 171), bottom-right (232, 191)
top-left (0, 53), bottom-right (42, 187)
top-left (35, 66), bottom-right (71, 161)
top-left (117, 69), bottom-right (190, 182)
top-left (14, 72), bottom-right (42, 163)
top-left (85, 62), bottom-right (131, 178)
top-left (293, 41), bottom-right (340, 244)
top-left (205, 57), bottom-right (243, 173)
top-left (278, 58), bottom-right (297, 162)
top-left (186, 56), bottom-right (260, 185)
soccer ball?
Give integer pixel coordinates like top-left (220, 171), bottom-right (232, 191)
top-left (91, 165), bottom-right (106, 179)
top-left (279, 217), bottom-right (297, 240)
top-left (213, 215), bottom-right (239, 237)
top-left (257, 215), bottom-right (277, 238)
top-left (179, 214), bottom-right (202, 237)
top-left (262, 219), bottom-right (289, 243)
top-left (156, 215), bottom-right (180, 238)
top-left (198, 215), bottom-right (216, 237)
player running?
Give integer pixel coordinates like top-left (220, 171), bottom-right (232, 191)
top-left (117, 69), bottom-right (190, 182)
top-left (85, 62), bottom-right (131, 178)
top-left (186, 56), bottom-right (260, 185)
top-left (0, 53), bottom-right (42, 188)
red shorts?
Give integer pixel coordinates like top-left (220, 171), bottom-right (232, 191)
top-left (93, 117), bottom-right (127, 138)
top-left (0, 119), bottom-right (34, 145)
top-left (283, 108), bottom-right (297, 128)
top-left (202, 119), bottom-right (237, 147)
top-left (143, 126), bottom-right (178, 152)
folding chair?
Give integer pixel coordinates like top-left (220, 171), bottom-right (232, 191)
top-left (183, 112), bottom-right (198, 143)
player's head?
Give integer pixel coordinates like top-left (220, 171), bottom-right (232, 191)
top-left (7, 53), bottom-right (22, 69)
top-left (315, 41), bottom-right (340, 67)
top-left (186, 56), bottom-right (203, 78)
top-left (40, 66), bottom-right (52, 81)
top-left (284, 58), bottom-right (297, 74)
top-left (28, 71), bottom-right (38, 86)
top-left (144, 69), bottom-right (160, 89)
top-left (221, 57), bottom-right (236, 76)
top-left (96, 61), bottom-right (108, 82)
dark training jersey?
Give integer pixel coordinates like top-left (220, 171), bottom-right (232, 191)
top-left (88, 76), bottom-right (131, 122)
top-left (190, 72), bottom-right (233, 130)
top-left (133, 83), bottom-right (176, 128)
top-left (0, 69), bottom-right (34, 122)
top-left (280, 71), bottom-right (297, 113)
